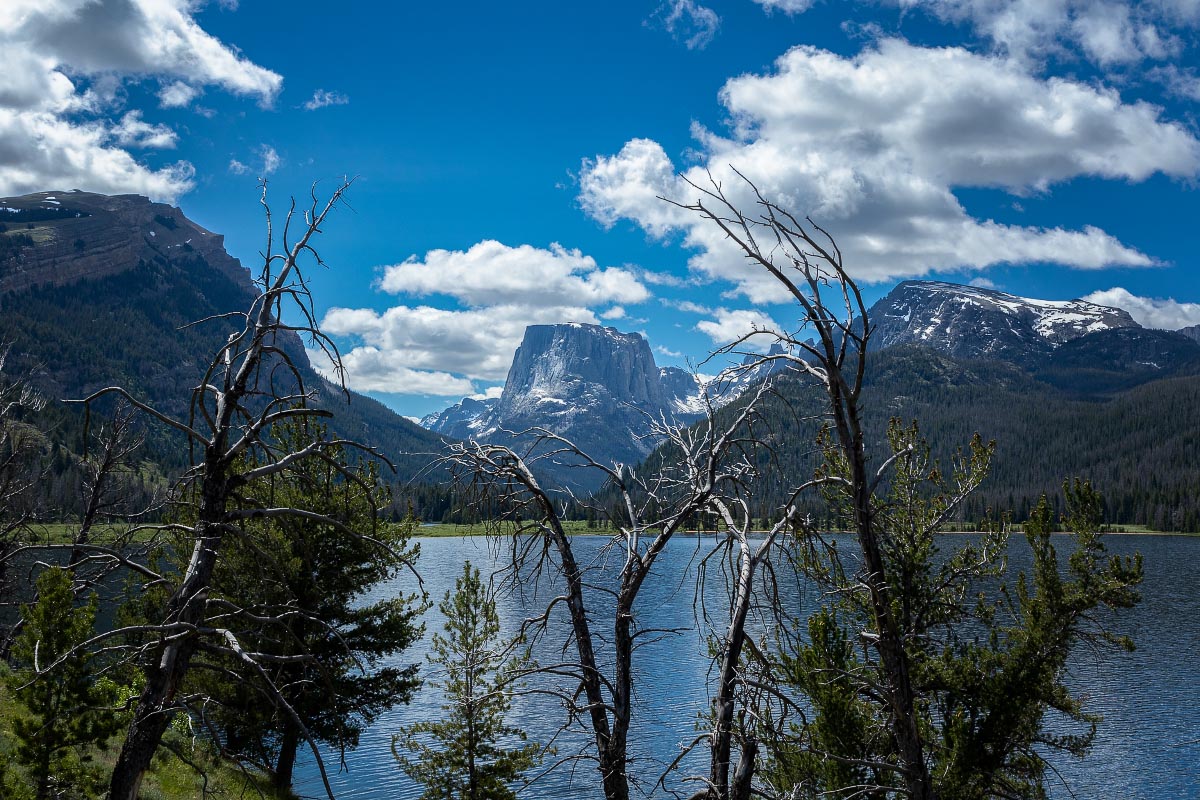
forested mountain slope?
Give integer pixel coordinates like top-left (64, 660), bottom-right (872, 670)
top-left (0, 190), bottom-right (449, 518)
top-left (638, 345), bottom-right (1200, 531)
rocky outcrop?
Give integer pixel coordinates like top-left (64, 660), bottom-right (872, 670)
top-left (420, 396), bottom-right (498, 437)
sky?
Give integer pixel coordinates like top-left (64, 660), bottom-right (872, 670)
top-left (2, 0), bottom-right (1200, 418)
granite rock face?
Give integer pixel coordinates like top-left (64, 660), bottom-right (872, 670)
top-left (423, 323), bottom-right (705, 475)
top-left (1178, 324), bottom-right (1200, 344)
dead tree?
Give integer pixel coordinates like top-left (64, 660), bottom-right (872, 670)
top-left (63, 179), bottom-right (382, 800)
top-left (0, 344), bottom-right (46, 603)
top-left (670, 171), bottom-right (935, 799)
top-left (67, 403), bottom-right (148, 584)
top-left (445, 386), bottom-right (775, 800)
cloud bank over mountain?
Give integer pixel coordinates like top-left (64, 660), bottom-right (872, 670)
top-left (580, 40), bottom-right (1198, 302)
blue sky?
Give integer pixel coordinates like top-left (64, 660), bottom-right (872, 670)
top-left (2, 0), bottom-right (1199, 417)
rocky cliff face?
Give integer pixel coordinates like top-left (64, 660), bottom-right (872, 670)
top-left (420, 396), bottom-right (498, 437)
top-left (0, 190), bottom-right (247, 296)
top-left (496, 324), bottom-right (670, 424)
top-left (424, 323), bottom-right (705, 478)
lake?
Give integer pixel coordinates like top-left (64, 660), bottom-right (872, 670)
top-left (291, 533), bottom-right (1200, 799)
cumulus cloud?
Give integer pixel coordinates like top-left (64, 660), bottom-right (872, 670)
top-left (259, 145), bottom-right (280, 176)
top-left (580, 40), bottom-right (1199, 301)
top-left (1082, 287), bottom-right (1200, 329)
top-left (871, 0), bottom-right (1197, 67)
top-left (379, 241), bottom-right (649, 308)
top-left (0, 109), bottom-right (195, 199)
top-left (470, 386), bottom-right (505, 401)
top-left (307, 348), bottom-right (475, 396)
top-left (158, 81), bottom-right (201, 108)
top-left (695, 308), bottom-right (784, 349)
top-left (324, 242), bottom-right (653, 397)
top-left (0, 0), bottom-right (282, 201)
top-left (303, 89), bottom-right (349, 111)
top-left (650, 1), bottom-right (720, 50)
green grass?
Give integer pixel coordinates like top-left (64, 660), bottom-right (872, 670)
top-left (20, 523), bottom-right (169, 546)
top-left (0, 671), bottom-right (290, 800)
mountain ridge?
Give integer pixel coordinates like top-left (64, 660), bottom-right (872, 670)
top-left (0, 189), bottom-right (450, 516)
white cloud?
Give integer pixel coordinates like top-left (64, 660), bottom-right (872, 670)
top-left (752, 0), bottom-right (817, 14)
top-left (655, 345), bottom-right (684, 358)
top-left (303, 89), bottom-right (349, 111)
top-left (110, 111), bottom-right (177, 149)
top-left (470, 386), bottom-right (505, 401)
top-left (228, 145), bottom-right (278, 178)
top-left (0, 0), bottom-right (281, 201)
top-left (968, 276), bottom-right (998, 289)
top-left (259, 145), bottom-right (280, 176)
top-left (1151, 63), bottom-right (1200, 101)
top-left (663, 298), bottom-right (712, 314)
top-left (651, 1), bottom-right (720, 50)
top-left (1082, 287), bottom-right (1200, 329)
top-left (695, 308), bottom-right (784, 350)
top-left (323, 303), bottom-right (604, 388)
top-left (580, 40), bottom-right (1199, 301)
top-left (877, 0), bottom-right (1196, 67)
top-left (324, 241), bottom-right (655, 397)
top-left (158, 81), bottom-right (201, 108)
top-left (307, 348), bottom-right (475, 397)
top-left (379, 240), bottom-right (649, 308)
top-left (0, 108), bottom-right (195, 199)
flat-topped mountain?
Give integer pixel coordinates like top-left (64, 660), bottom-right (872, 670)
top-left (1, 190), bottom-right (247, 295)
top-left (423, 323), bottom-right (704, 478)
top-left (0, 189), bottom-right (448, 512)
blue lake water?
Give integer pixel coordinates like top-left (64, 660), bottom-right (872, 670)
top-left (291, 533), bottom-right (1200, 799)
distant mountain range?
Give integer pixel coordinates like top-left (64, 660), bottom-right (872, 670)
top-left (424, 280), bottom-right (1200, 445)
top-left (422, 279), bottom-right (1200, 528)
top-left (4, 189), bottom-right (1198, 528)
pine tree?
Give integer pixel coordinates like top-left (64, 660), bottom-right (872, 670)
top-left (762, 424), bottom-right (1144, 800)
top-left (5, 567), bottom-right (119, 800)
top-left (395, 562), bottom-right (539, 800)
top-left (193, 416), bottom-right (424, 789)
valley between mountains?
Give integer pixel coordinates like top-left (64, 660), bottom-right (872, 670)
top-left (3, 189), bottom-right (1199, 528)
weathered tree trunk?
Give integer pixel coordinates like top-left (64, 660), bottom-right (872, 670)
top-left (707, 532), bottom-right (755, 800)
top-left (109, 478), bottom-right (228, 800)
top-left (832, 378), bottom-right (934, 800)
top-left (274, 723), bottom-right (301, 789)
